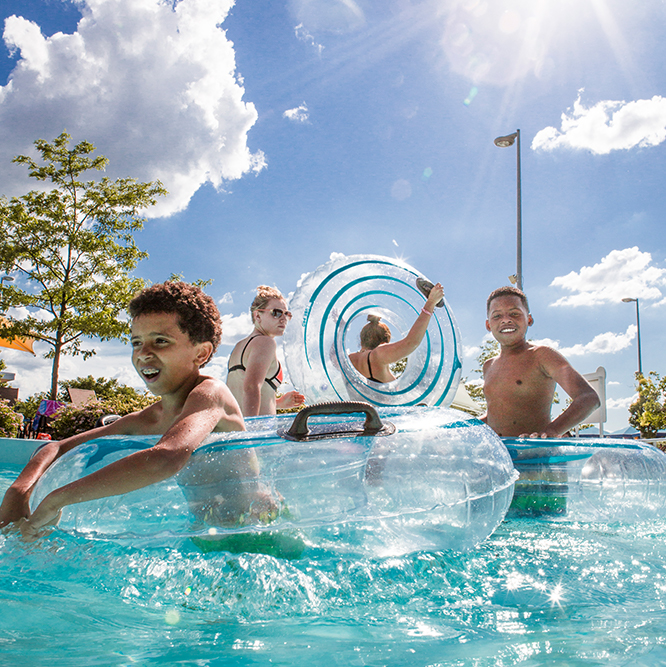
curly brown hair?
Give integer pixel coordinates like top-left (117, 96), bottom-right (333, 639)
top-left (128, 281), bottom-right (222, 366)
top-left (486, 286), bottom-right (530, 314)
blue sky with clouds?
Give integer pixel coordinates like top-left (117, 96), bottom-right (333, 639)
top-left (1, 0), bottom-right (665, 432)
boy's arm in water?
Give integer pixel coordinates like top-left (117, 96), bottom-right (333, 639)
top-left (0, 412), bottom-right (143, 528)
top-left (20, 379), bottom-right (244, 539)
top-left (523, 347), bottom-right (600, 438)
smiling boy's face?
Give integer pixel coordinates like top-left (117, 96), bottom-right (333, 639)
top-left (130, 312), bottom-right (212, 396)
top-left (485, 295), bottom-right (533, 345)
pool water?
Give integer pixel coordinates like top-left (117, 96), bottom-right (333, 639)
top-left (2, 466), bottom-right (666, 666)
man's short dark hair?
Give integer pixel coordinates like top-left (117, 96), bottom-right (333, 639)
top-left (486, 286), bottom-right (530, 314)
top-left (129, 281), bottom-right (222, 366)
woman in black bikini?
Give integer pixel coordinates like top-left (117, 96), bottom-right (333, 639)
top-left (348, 282), bottom-right (445, 384)
top-left (227, 285), bottom-right (305, 416)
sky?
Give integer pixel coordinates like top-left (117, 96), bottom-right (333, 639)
top-left (0, 0), bottom-right (665, 433)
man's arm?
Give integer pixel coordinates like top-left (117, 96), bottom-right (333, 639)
top-left (525, 348), bottom-right (601, 438)
top-left (0, 412), bottom-right (143, 528)
top-left (21, 380), bottom-right (244, 538)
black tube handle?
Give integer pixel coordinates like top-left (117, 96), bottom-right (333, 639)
top-left (416, 277), bottom-right (444, 308)
top-left (286, 401), bottom-right (384, 440)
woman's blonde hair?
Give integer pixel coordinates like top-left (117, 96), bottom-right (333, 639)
top-left (360, 314), bottom-right (391, 349)
top-left (250, 285), bottom-right (285, 321)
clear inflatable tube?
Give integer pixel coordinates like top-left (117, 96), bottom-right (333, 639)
top-left (505, 437), bottom-right (666, 521)
top-left (283, 254), bottom-right (463, 407)
top-left (30, 406), bottom-right (517, 556)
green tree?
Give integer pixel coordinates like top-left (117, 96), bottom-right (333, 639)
top-left (0, 359), bottom-right (8, 388)
top-left (463, 339), bottom-right (499, 411)
top-left (629, 371), bottom-right (666, 438)
top-left (57, 375), bottom-right (151, 403)
top-left (0, 132), bottom-right (167, 399)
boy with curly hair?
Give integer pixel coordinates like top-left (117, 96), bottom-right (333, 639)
top-left (482, 285), bottom-right (600, 438)
top-left (0, 281), bottom-right (266, 539)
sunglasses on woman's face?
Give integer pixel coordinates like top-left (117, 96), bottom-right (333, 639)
top-left (257, 308), bottom-right (292, 320)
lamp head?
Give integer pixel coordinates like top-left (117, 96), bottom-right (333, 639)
top-left (622, 297), bottom-right (637, 303)
top-left (494, 132), bottom-right (518, 148)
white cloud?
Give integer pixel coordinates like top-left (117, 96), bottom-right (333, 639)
top-left (283, 103), bottom-right (309, 123)
top-left (1, 339), bottom-right (141, 399)
top-left (606, 395), bottom-right (636, 411)
top-left (6, 306), bottom-right (53, 322)
top-left (532, 326), bottom-right (636, 357)
top-left (220, 312), bottom-right (251, 345)
top-left (218, 292), bottom-right (234, 305)
top-left (0, 0), bottom-right (265, 218)
top-left (550, 247), bottom-right (666, 307)
top-left (532, 92), bottom-right (666, 154)
top-left (202, 353), bottom-right (229, 383)
top-left (463, 345), bottom-right (480, 360)
top-left (293, 23), bottom-right (324, 55)
top-left (556, 325), bottom-right (636, 357)
top-left (290, 1), bottom-right (365, 34)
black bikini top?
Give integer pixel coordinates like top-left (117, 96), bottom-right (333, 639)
top-left (366, 350), bottom-right (381, 383)
top-left (227, 334), bottom-right (283, 392)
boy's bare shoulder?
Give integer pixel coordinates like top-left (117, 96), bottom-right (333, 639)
top-left (482, 356), bottom-right (497, 373)
top-left (531, 343), bottom-right (569, 364)
top-left (193, 375), bottom-right (236, 400)
top-left (530, 343), bottom-right (579, 381)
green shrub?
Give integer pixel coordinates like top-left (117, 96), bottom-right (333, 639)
top-left (57, 376), bottom-right (148, 402)
top-left (49, 393), bottom-right (158, 440)
top-left (49, 402), bottom-right (108, 439)
top-left (629, 371), bottom-right (666, 439)
top-left (13, 392), bottom-right (50, 422)
top-left (0, 399), bottom-right (24, 438)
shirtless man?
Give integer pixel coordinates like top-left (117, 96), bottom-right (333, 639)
top-left (482, 286), bottom-right (600, 438)
top-left (0, 281), bottom-right (270, 540)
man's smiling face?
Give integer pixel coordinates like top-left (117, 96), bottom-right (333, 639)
top-left (486, 295), bottom-right (533, 345)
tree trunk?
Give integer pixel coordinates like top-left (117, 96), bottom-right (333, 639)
top-left (50, 339), bottom-right (62, 400)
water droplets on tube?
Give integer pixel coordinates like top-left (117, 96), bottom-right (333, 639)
top-left (283, 254), bottom-right (463, 407)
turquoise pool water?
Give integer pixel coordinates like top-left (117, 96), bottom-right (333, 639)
top-left (2, 461), bottom-right (666, 666)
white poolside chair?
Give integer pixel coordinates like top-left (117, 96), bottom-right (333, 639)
top-left (577, 366), bottom-right (607, 437)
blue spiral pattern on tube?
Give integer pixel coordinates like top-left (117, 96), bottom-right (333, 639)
top-left (284, 254), bottom-right (462, 407)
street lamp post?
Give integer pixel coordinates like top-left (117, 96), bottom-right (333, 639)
top-left (622, 297), bottom-right (642, 376)
top-left (494, 129), bottom-right (522, 291)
